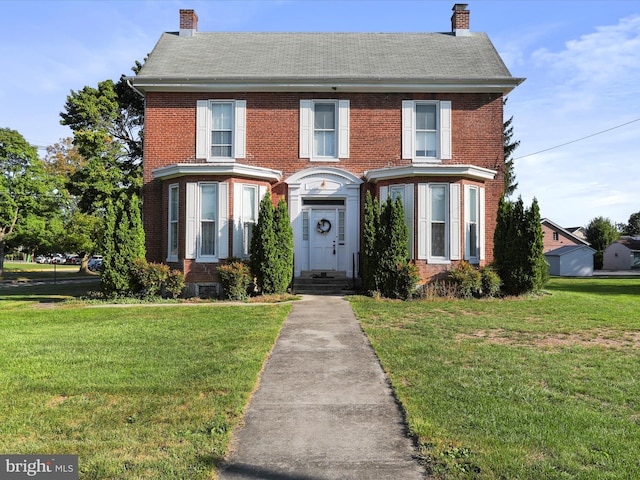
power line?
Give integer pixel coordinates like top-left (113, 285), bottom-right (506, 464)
top-left (513, 117), bottom-right (640, 160)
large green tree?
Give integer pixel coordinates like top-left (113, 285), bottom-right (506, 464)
top-left (60, 63), bottom-right (144, 214)
top-left (585, 216), bottom-right (619, 269)
top-left (0, 128), bottom-right (53, 275)
top-left (626, 212), bottom-right (640, 236)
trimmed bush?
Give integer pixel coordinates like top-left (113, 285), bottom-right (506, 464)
top-left (164, 269), bottom-right (185, 299)
top-left (218, 260), bottom-right (253, 301)
top-left (130, 258), bottom-right (169, 298)
top-left (480, 266), bottom-right (502, 298)
top-left (128, 258), bottom-right (185, 299)
top-left (448, 261), bottom-right (482, 299)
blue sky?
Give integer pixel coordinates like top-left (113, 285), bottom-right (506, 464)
top-left (1, 0), bottom-right (639, 228)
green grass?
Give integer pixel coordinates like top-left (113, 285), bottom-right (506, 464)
top-left (350, 277), bottom-right (640, 479)
top-left (0, 299), bottom-right (291, 479)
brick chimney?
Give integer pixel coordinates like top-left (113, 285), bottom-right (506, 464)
top-left (451, 4), bottom-right (470, 36)
top-left (179, 9), bottom-right (198, 37)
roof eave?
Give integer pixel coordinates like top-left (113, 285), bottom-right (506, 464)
top-left (129, 76), bottom-right (524, 95)
top-left (152, 163), bottom-right (282, 182)
top-left (365, 164), bottom-right (497, 183)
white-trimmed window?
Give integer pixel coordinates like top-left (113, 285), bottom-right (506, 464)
top-left (168, 184), bottom-right (179, 261)
top-left (417, 183), bottom-right (461, 262)
top-left (242, 185), bottom-right (257, 256)
top-left (196, 100), bottom-right (246, 161)
top-left (429, 184), bottom-right (448, 259)
top-left (185, 181), bottom-right (229, 261)
top-left (232, 183), bottom-right (266, 258)
top-left (464, 185), bottom-right (485, 262)
top-left (402, 100), bottom-right (452, 162)
top-left (199, 184), bottom-right (218, 257)
top-left (299, 100), bottom-right (350, 160)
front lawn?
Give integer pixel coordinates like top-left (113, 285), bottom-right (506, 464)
top-left (0, 300), bottom-right (291, 479)
top-left (350, 277), bottom-right (640, 479)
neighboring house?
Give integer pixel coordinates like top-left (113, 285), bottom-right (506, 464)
top-left (603, 237), bottom-right (640, 270)
top-left (541, 218), bottom-right (590, 253)
top-left (544, 245), bottom-right (596, 277)
top-left (130, 5), bottom-right (523, 296)
top-left (565, 226), bottom-right (587, 241)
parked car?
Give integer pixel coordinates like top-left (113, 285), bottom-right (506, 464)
top-left (50, 254), bottom-right (65, 264)
top-left (35, 255), bottom-right (47, 264)
top-left (88, 256), bottom-right (103, 272)
top-left (65, 255), bottom-right (81, 265)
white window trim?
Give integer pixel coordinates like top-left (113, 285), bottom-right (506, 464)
top-left (418, 182), bottom-right (462, 263)
top-left (402, 100), bottom-right (452, 163)
top-left (167, 183), bottom-right (179, 262)
top-left (299, 99), bottom-right (349, 161)
top-left (185, 181), bottom-right (229, 262)
top-left (196, 100), bottom-right (246, 161)
top-left (464, 185), bottom-right (485, 262)
top-left (233, 183), bottom-right (267, 258)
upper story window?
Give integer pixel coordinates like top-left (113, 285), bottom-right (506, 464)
top-left (402, 100), bottom-right (452, 162)
top-left (211, 102), bottom-right (233, 158)
top-left (300, 100), bottom-right (349, 161)
top-left (314, 103), bottom-right (336, 157)
top-left (196, 100), bottom-right (246, 161)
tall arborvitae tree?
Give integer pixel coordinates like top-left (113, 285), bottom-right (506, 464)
top-left (273, 198), bottom-right (294, 294)
top-left (526, 198), bottom-right (549, 290)
top-left (250, 191), bottom-right (278, 294)
top-left (376, 195), bottom-right (410, 297)
top-left (494, 195), bottom-right (547, 295)
top-left (100, 193), bottom-right (145, 297)
top-left (362, 190), bottom-right (379, 292)
top-left (503, 98), bottom-right (520, 198)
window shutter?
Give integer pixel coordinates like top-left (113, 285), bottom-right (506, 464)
top-left (440, 101), bottom-right (452, 160)
top-left (379, 186), bottom-right (388, 202)
top-left (402, 101), bottom-right (414, 160)
top-left (299, 100), bottom-right (312, 158)
top-left (404, 184), bottom-right (415, 259)
top-left (196, 100), bottom-right (209, 160)
top-left (218, 182), bottom-right (229, 259)
top-left (450, 184), bottom-right (461, 261)
top-left (234, 100), bottom-right (246, 159)
top-left (185, 182), bottom-right (197, 259)
top-left (479, 187), bottom-right (486, 260)
top-left (338, 100), bottom-right (350, 158)
top-left (259, 185), bottom-right (267, 201)
top-left (232, 183), bottom-right (243, 257)
top-left (417, 183), bottom-right (427, 260)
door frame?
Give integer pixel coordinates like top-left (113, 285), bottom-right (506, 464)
top-left (285, 167), bottom-right (362, 278)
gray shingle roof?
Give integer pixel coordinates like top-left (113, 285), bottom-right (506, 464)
top-left (134, 31), bottom-right (522, 90)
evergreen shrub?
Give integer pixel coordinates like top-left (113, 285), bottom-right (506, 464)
top-left (218, 259), bottom-right (253, 301)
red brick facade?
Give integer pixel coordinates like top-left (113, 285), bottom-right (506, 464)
top-left (142, 91), bottom-right (505, 287)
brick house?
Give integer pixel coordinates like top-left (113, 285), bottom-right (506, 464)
top-left (130, 4), bottom-right (523, 296)
top-left (541, 218), bottom-right (591, 253)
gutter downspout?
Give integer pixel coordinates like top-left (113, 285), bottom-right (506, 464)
top-left (126, 77), bottom-right (145, 98)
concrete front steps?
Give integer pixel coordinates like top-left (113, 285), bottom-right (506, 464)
top-left (291, 271), bottom-right (362, 295)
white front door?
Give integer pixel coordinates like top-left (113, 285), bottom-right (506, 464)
top-left (310, 209), bottom-right (337, 271)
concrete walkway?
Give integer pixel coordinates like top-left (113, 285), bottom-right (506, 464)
top-left (218, 295), bottom-right (425, 480)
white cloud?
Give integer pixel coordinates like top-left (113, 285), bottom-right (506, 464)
top-left (507, 13), bottom-right (640, 227)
